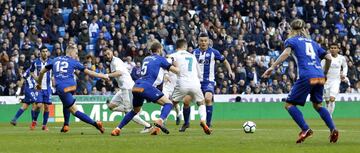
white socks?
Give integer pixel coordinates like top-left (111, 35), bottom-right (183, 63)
top-left (132, 113), bottom-right (151, 128)
top-left (326, 102), bottom-right (335, 118)
top-left (198, 105), bottom-right (207, 122)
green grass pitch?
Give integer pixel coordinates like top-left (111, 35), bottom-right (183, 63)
top-left (1, 119), bottom-right (359, 153)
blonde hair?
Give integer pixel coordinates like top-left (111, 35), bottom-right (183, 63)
top-left (66, 44), bottom-right (78, 55)
top-left (288, 19), bottom-right (310, 38)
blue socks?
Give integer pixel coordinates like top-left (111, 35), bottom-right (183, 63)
top-left (118, 110), bottom-right (137, 129)
top-left (33, 110), bottom-right (40, 122)
top-left (287, 106), bottom-right (309, 131)
top-left (74, 111), bottom-right (96, 127)
top-left (43, 111), bottom-right (49, 126)
top-left (183, 107), bottom-right (190, 125)
top-left (160, 103), bottom-right (173, 120)
top-left (63, 107), bottom-right (70, 126)
top-left (12, 108), bottom-right (24, 121)
top-left (317, 107), bottom-right (336, 131)
top-left (206, 105), bottom-right (213, 127)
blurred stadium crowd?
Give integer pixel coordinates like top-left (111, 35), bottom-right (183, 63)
top-left (0, 0), bottom-right (359, 96)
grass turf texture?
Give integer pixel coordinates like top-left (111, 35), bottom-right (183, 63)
top-left (1, 119), bottom-right (359, 153)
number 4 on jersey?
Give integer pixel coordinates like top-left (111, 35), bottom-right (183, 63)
top-left (305, 42), bottom-right (316, 59)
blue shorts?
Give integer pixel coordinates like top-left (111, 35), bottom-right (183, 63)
top-left (24, 88), bottom-right (37, 104)
top-left (286, 78), bottom-right (325, 106)
top-left (200, 82), bottom-right (215, 94)
top-left (56, 87), bottom-right (76, 108)
top-left (132, 82), bottom-right (164, 108)
top-left (36, 89), bottom-right (52, 104)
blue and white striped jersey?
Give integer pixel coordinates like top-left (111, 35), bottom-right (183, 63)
top-left (30, 58), bottom-right (53, 90)
top-left (193, 47), bottom-right (225, 83)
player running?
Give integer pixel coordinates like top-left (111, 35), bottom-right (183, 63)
top-left (103, 48), bottom-right (152, 133)
top-left (262, 19), bottom-right (338, 143)
top-left (171, 39), bottom-right (211, 134)
top-left (10, 68), bottom-right (38, 126)
top-left (37, 45), bottom-right (107, 134)
top-left (180, 33), bottom-right (235, 131)
top-left (30, 46), bottom-right (52, 131)
top-left (111, 42), bottom-right (179, 136)
top-left (321, 43), bottom-right (348, 118)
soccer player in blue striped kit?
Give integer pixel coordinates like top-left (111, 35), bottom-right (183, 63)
top-left (37, 44), bottom-right (108, 133)
top-left (262, 19), bottom-right (338, 143)
top-left (111, 42), bottom-right (180, 136)
top-left (10, 68), bottom-right (38, 126)
top-left (30, 46), bottom-right (53, 131)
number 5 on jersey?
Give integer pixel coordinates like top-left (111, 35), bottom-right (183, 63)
top-left (141, 61), bottom-right (149, 75)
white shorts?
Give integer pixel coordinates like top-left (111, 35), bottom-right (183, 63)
top-left (111, 89), bottom-right (133, 112)
top-left (163, 82), bottom-right (176, 99)
top-left (324, 80), bottom-right (340, 101)
top-left (172, 86), bottom-right (204, 102)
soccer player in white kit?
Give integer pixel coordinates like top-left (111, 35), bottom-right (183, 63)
top-left (321, 43), bottom-right (348, 118)
top-left (171, 39), bottom-right (211, 135)
top-left (103, 48), bottom-right (152, 133)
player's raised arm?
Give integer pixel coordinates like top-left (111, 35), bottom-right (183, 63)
top-left (262, 47), bottom-right (292, 78)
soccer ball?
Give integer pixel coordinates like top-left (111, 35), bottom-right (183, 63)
top-left (243, 121), bottom-right (256, 133)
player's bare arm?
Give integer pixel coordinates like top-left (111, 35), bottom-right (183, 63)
top-left (169, 65), bottom-right (180, 75)
top-left (36, 68), bottom-right (50, 90)
top-left (107, 70), bottom-right (122, 78)
top-left (323, 54), bottom-right (332, 76)
top-left (223, 59), bottom-right (235, 80)
top-left (84, 69), bottom-right (110, 80)
top-left (262, 47), bottom-right (292, 78)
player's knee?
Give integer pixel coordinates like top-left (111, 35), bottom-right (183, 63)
top-left (312, 103), bottom-right (322, 110)
top-left (330, 97), bottom-right (335, 102)
top-left (43, 105), bottom-right (49, 111)
top-left (133, 107), bottom-right (141, 113)
top-left (284, 103), bottom-right (292, 110)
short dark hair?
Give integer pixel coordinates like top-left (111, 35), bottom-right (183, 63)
top-left (198, 32), bottom-right (209, 38)
top-left (102, 47), bottom-right (112, 52)
top-left (150, 42), bottom-right (162, 53)
top-left (40, 46), bottom-right (48, 51)
top-left (329, 42), bottom-right (339, 48)
top-left (175, 39), bottom-right (187, 49)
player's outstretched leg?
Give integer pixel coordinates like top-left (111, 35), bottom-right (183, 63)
top-left (72, 110), bottom-right (104, 133)
top-left (11, 103), bottom-right (29, 126)
top-left (152, 103), bottom-right (173, 135)
top-left (111, 110), bottom-right (138, 136)
top-left (313, 103), bottom-right (338, 143)
top-left (132, 113), bottom-right (152, 134)
top-left (285, 103), bottom-right (312, 143)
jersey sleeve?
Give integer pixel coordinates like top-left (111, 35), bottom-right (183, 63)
top-left (284, 38), bottom-right (294, 49)
top-left (213, 49), bottom-right (225, 62)
top-left (45, 60), bottom-right (54, 70)
top-left (160, 56), bottom-right (172, 70)
top-left (29, 61), bottom-right (36, 72)
top-left (74, 60), bottom-right (85, 71)
top-left (316, 44), bottom-right (326, 59)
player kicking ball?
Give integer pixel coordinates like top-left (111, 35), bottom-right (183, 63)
top-left (103, 48), bottom-right (152, 133)
top-left (171, 39), bottom-right (211, 135)
top-left (10, 68), bottom-right (38, 126)
top-left (262, 19), bottom-right (338, 143)
top-left (36, 45), bottom-right (108, 134)
top-left (111, 42), bottom-right (179, 136)
top-left (321, 43), bottom-right (348, 118)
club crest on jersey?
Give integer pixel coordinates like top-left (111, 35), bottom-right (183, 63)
top-left (205, 53), bottom-right (210, 57)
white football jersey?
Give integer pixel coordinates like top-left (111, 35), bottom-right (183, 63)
top-left (321, 54), bottom-right (348, 81)
top-left (171, 50), bottom-right (201, 88)
top-left (110, 56), bottom-right (135, 90)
